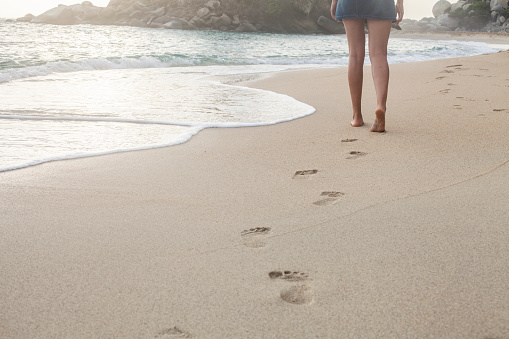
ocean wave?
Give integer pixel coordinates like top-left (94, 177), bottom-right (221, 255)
top-left (0, 56), bottom-right (192, 83)
top-left (0, 35), bottom-right (504, 84)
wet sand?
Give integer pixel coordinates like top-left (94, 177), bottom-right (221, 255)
top-left (1, 33), bottom-right (508, 338)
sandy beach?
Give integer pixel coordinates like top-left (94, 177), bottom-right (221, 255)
top-left (1, 32), bottom-right (509, 338)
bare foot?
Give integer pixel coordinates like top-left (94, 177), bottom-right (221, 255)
top-left (351, 114), bottom-right (364, 127)
top-left (371, 107), bottom-right (385, 132)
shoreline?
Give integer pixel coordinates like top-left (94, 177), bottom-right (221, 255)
top-left (390, 30), bottom-right (509, 46)
top-left (2, 30), bottom-right (508, 174)
top-left (1, 33), bottom-right (509, 337)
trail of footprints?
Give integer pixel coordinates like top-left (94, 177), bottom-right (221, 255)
top-left (438, 64), bottom-right (508, 114)
top-left (240, 137), bottom-right (368, 305)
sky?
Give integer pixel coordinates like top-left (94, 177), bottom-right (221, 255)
top-left (1, 0), bottom-right (438, 20)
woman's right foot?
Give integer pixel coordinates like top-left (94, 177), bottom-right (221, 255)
top-left (370, 107), bottom-right (385, 132)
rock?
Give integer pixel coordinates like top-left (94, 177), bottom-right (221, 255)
top-left (232, 15), bottom-right (240, 25)
top-left (205, 0), bottom-right (221, 11)
top-left (151, 7), bottom-right (166, 18)
top-left (287, 23), bottom-right (310, 34)
top-left (189, 16), bottom-right (206, 28)
top-left (32, 6), bottom-right (76, 25)
top-left (196, 7), bottom-right (211, 19)
top-left (16, 13), bottom-right (35, 22)
top-left (499, 15), bottom-right (507, 24)
top-left (209, 13), bottom-right (232, 29)
top-left (82, 1), bottom-right (93, 6)
top-left (136, 0), bottom-right (151, 6)
top-left (235, 22), bottom-right (257, 32)
top-left (491, 0), bottom-right (508, 12)
top-left (451, 0), bottom-right (467, 12)
top-left (82, 5), bottom-right (103, 21)
top-left (163, 19), bottom-right (183, 29)
top-left (316, 15), bottom-right (345, 34)
top-left (432, 0), bottom-right (452, 18)
top-left (437, 13), bottom-right (460, 29)
top-left (152, 15), bottom-right (172, 25)
top-left (128, 10), bottom-right (145, 19)
top-left (129, 17), bottom-right (145, 26)
top-left (420, 17), bottom-right (434, 23)
top-left (97, 7), bottom-right (116, 24)
top-left (292, 0), bottom-right (315, 15)
top-left (491, 10), bottom-right (499, 21)
top-left (108, 0), bottom-right (132, 9)
top-left (463, 4), bottom-right (471, 11)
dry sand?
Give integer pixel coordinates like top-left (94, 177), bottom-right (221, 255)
top-left (1, 33), bottom-right (509, 338)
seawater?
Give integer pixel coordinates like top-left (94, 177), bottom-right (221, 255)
top-left (0, 20), bottom-right (505, 172)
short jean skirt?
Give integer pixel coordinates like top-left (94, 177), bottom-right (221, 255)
top-left (335, 0), bottom-right (397, 22)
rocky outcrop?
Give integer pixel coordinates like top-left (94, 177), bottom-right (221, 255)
top-left (401, 0), bottom-right (509, 33)
top-left (18, 0), bottom-right (345, 35)
top-left (31, 5), bottom-right (77, 25)
top-left (16, 13), bottom-right (35, 22)
top-left (432, 0), bottom-right (452, 18)
top-left (491, 0), bottom-right (508, 12)
top-left (317, 16), bottom-right (345, 34)
top-left (20, 0), bottom-right (508, 34)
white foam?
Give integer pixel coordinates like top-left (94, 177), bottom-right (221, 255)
top-left (0, 69), bottom-right (315, 173)
top-left (0, 125), bottom-right (203, 173)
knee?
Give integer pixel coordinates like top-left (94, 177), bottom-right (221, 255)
top-left (368, 51), bottom-right (388, 64)
top-left (349, 52), bottom-right (365, 64)
top-left (368, 47), bottom-right (388, 60)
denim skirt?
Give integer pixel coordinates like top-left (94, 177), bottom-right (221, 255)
top-left (335, 0), bottom-right (397, 21)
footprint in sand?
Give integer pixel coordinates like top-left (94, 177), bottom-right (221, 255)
top-left (269, 271), bottom-right (313, 305)
top-left (346, 151), bottom-right (367, 160)
top-left (456, 96), bottom-right (474, 102)
top-left (241, 227), bottom-right (271, 248)
top-left (439, 89), bottom-right (450, 94)
top-left (269, 271), bottom-right (309, 281)
top-left (155, 327), bottom-right (192, 338)
top-left (453, 105), bottom-right (462, 110)
top-left (440, 70), bottom-right (454, 74)
top-left (293, 169), bottom-right (318, 179)
top-left (313, 191), bottom-right (345, 206)
top-left (435, 76), bottom-right (446, 80)
top-left (280, 285), bottom-right (313, 305)
top-left (341, 138), bottom-right (358, 143)
top-left (493, 108), bottom-right (508, 112)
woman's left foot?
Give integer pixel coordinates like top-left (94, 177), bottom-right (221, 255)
top-left (351, 114), bottom-right (364, 127)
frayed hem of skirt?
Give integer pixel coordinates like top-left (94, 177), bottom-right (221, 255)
top-left (335, 15), bottom-right (397, 22)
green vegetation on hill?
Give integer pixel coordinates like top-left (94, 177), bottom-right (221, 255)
top-left (448, 1), bottom-right (491, 29)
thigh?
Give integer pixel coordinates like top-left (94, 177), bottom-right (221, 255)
top-left (343, 18), bottom-right (366, 55)
top-left (366, 20), bottom-right (392, 56)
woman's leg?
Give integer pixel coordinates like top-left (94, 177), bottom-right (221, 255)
top-left (343, 18), bottom-right (366, 127)
top-left (366, 19), bottom-right (392, 132)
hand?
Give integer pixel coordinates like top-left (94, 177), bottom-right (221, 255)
top-left (395, 1), bottom-right (404, 24)
top-left (331, 0), bottom-right (338, 20)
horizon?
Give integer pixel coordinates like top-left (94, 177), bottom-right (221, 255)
top-left (1, 0), bottom-right (437, 21)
